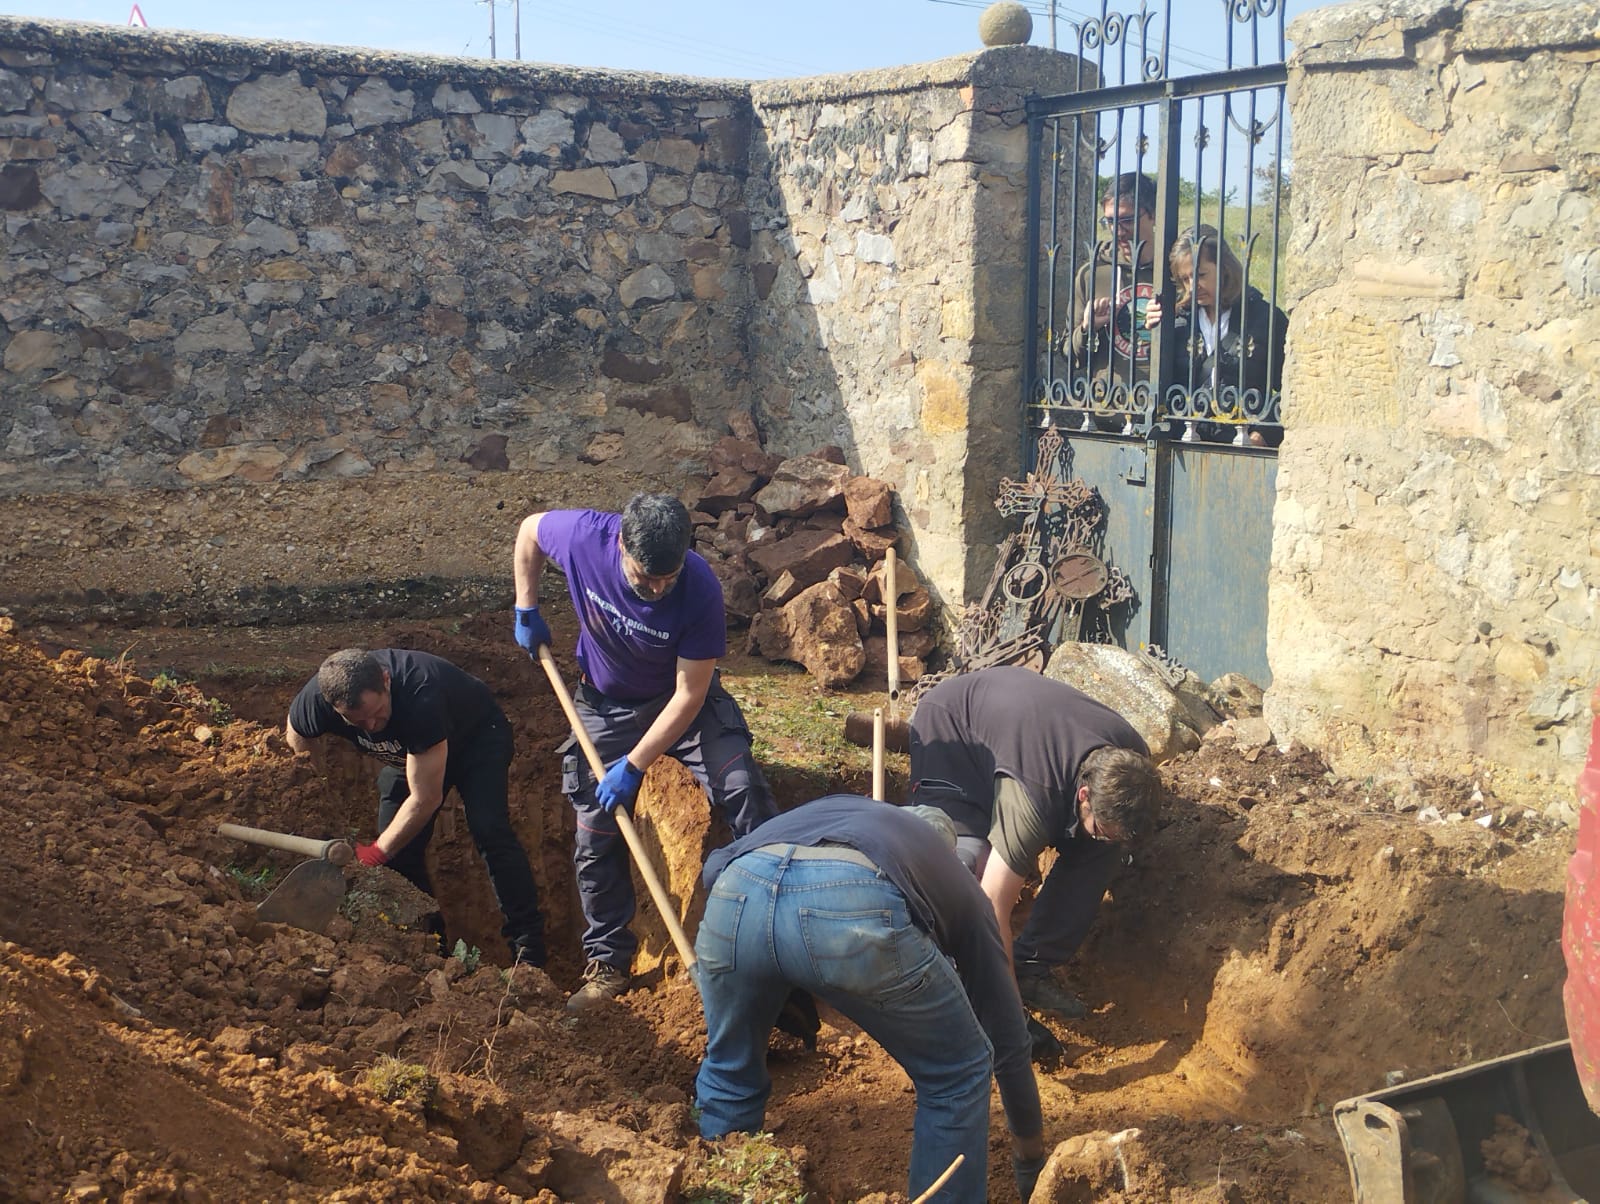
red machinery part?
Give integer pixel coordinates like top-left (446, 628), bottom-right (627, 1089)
top-left (1564, 684), bottom-right (1600, 1115)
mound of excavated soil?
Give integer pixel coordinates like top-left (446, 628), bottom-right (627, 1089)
top-left (0, 616), bottom-right (1577, 1202)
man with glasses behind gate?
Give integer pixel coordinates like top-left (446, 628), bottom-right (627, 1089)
top-left (1064, 171), bottom-right (1162, 431)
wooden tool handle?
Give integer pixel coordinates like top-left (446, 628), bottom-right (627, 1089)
top-left (910, 1154), bottom-right (964, 1204)
top-left (218, 823), bottom-right (354, 867)
top-left (885, 548), bottom-right (900, 707)
top-left (871, 707), bottom-right (886, 802)
top-left (536, 645), bottom-right (698, 972)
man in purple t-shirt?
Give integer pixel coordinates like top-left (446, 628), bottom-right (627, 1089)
top-left (512, 492), bottom-right (777, 1011)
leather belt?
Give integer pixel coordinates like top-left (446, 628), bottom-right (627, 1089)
top-left (754, 842), bottom-right (877, 871)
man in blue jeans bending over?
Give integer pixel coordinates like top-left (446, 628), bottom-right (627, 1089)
top-left (694, 795), bottom-right (1048, 1202)
top-left (512, 492), bottom-right (778, 1012)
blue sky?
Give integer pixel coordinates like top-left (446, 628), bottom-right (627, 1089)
top-left (5, 1), bottom-right (1324, 80)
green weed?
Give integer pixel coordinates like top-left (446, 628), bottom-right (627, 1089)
top-left (150, 669), bottom-right (234, 726)
top-left (451, 939), bottom-right (482, 973)
top-left (360, 1056), bottom-right (437, 1109)
top-left (227, 864), bottom-right (275, 896)
top-left (685, 1132), bottom-right (808, 1204)
top-left (337, 887), bottom-right (384, 924)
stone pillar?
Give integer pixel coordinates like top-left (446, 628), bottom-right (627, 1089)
top-left (746, 48), bottom-right (1086, 609)
top-left (1266, 0), bottom-right (1600, 815)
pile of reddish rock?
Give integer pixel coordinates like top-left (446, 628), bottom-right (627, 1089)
top-left (685, 436), bottom-right (938, 688)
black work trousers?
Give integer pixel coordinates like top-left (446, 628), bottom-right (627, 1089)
top-left (376, 707), bottom-right (546, 965)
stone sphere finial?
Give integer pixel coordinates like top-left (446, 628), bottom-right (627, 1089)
top-left (979, 0), bottom-right (1034, 47)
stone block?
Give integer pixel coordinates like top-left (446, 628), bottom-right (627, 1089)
top-left (619, 265), bottom-right (677, 307)
top-left (761, 570), bottom-right (803, 608)
top-left (752, 455), bottom-right (851, 517)
top-left (749, 581), bottom-right (866, 687)
top-left (552, 167), bottom-right (616, 199)
top-left (708, 559), bottom-right (761, 622)
top-left (864, 557), bottom-right (921, 604)
top-left (917, 360), bottom-right (969, 434)
top-left (699, 468), bottom-right (760, 512)
top-left (827, 564), bottom-right (867, 602)
top-left (747, 529), bottom-right (855, 586)
top-left (862, 636), bottom-right (926, 686)
top-left (870, 586), bottom-right (934, 634)
top-left (1284, 309), bottom-right (1403, 427)
top-left (843, 518), bottom-right (900, 559)
top-left (843, 475), bottom-right (893, 528)
top-left (3, 329), bottom-right (66, 373)
top-left (225, 75), bottom-right (326, 137)
top-left (1043, 643), bottom-right (1211, 762)
top-left (1350, 257), bottom-right (1464, 299)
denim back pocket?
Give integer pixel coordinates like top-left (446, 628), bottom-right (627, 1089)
top-left (695, 888), bottom-right (746, 977)
top-left (797, 894), bottom-right (912, 996)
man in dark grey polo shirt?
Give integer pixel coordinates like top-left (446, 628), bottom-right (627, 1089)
top-left (909, 666), bottom-right (1163, 1019)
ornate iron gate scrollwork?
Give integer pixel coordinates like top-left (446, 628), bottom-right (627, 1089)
top-left (1009, 0), bottom-right (1290, 686)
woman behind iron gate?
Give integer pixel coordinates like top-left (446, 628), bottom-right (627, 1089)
top-left (1146, 225), bottom-right (1289, 448)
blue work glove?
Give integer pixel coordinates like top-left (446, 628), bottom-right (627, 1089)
top-left (596, 757), bottom-right (645, 813)
top-left (513, 605), bottom-right (552, 654)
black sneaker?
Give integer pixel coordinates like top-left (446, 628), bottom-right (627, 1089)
top-left (1017, 969), bottom-right (1087, 1019)
top-left (566, 959), bottom-right (630, 1013)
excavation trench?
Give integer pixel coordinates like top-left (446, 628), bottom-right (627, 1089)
top-left (1, 611), bottom-right (1575, 1202)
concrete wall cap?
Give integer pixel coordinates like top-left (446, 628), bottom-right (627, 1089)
top-left (752, 46), bottom-right (1084, 107)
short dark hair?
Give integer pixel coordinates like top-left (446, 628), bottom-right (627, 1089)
top-left (1082, 746), bottom-right (1163, 840)
top-left (318, 648), bottom-right (386, 710)
top-left (620, 493), bottom-right (692, 575)
top-left (1105, 172), bottom-right (1157, 218)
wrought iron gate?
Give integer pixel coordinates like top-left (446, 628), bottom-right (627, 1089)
top-left (1021, 1), bottom-right (1289, 686)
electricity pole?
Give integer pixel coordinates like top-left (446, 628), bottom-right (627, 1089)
top-left (514, 0), bottom-right (521, 59)
top-left (482, 0), bottom-right (496, 59)
top-left (1048, 0), bottom-right (1057, 49)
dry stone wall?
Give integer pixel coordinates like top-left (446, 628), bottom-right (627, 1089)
top-left (745, 50), bottom-right (1082, 608)
top-left (0, 19), bottom-right (753, 619)
top-left (1266, 0), bottom-right (1600, 811)
top-left (0, 18), bottom-right (1081, 627)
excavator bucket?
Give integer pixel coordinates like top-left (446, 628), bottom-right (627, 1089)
top-left (1334, 1040), bottom-right (1600, 1202)
top-left (1337, 684), bottom-right (1600, 1202)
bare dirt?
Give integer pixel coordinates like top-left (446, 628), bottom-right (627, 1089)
top-left (0, 605), bottom-right (1577, 1203)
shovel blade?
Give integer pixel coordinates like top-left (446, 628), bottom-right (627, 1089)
top-left (257, 859), bottom-right (346, 934)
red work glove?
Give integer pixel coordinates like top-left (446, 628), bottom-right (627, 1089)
top-left (354, 841), bottom-right (389, 868)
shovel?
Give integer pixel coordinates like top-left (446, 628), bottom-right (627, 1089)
top-left (218, 823), bottom-right (353, 934)
top-left (534, 645), bottom-right (699, 979)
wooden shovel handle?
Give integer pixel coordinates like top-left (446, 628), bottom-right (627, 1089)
top-left (871, 707), bottom-right (886, 802)
top-left (218, 823), bottom-right (354, 867)
top-left (535, 645), bottom-right (698, 972)
top-left (885, 548), bottom-right (900, 707)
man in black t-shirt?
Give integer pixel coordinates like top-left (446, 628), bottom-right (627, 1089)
top-left (909, 666), bottom-right (1163, 1019)
top-left (286, 647), bottom-right (546, 966)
